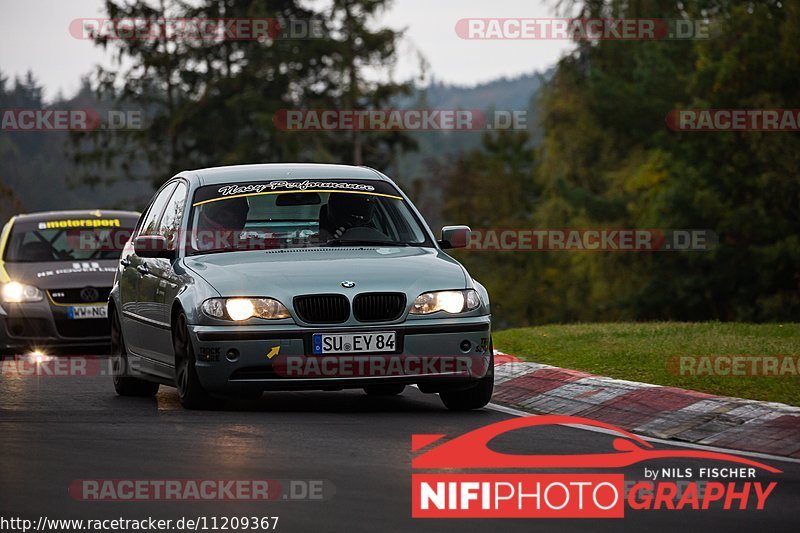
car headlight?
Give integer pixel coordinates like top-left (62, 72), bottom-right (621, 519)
top-left (410, 289), bottom-right (481, 315)
top-left (202, 298), bottom-right (291, 321)
top-left (1, 282), bottom-right (43, 303)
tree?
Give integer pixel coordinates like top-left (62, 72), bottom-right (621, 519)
top-left (435, 0), bottom-right (799, 326)
top-left (70, 0), bottom-right (414, 190)
top-left (533, 0), bottom-right (799, 322)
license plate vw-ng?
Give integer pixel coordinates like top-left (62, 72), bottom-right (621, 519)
top-left (68, 305), bottom-right (107, 319)
top-left (313, 332), bottom-right (396, 354)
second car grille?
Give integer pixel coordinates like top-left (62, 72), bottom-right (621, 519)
top-left (49, 287), bottom-right (111, 304)
top-left (293, 294), bottom-right (350, 324)
top-left (353, 293), bottom-right (406, 322)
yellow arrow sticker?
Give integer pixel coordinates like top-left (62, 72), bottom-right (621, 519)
top-left (267, 346), bottom-right (281, 359)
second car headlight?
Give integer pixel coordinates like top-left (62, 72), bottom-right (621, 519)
top-left (202, 298), bottom-right (291, 321)
top-left (1, 282), bottom-right (43, 303)
top-left (410, 289), bottom-right (481, 315)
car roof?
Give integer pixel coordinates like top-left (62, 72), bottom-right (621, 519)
top-left (181, 163), bottom-right (387, 187)
top-left (10, 209), bottom-right (141, 223)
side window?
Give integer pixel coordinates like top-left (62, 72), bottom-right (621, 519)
top-left (158, 182), bottom-right (188, 249)
top-left (138, 183), bottom-right (177, 237)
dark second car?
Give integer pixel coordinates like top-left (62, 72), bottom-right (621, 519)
top-left (0, 210), bottom-right (140, 355)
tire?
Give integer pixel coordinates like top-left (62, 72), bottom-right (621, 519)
top-left (173, 312), bottom-right (221, 410)
top-left (439, 345), bottom-right (494, 411)
top-left (111, 308), bottom-right (159, 397)
top-left (364, 384), bottom-right (405, 396)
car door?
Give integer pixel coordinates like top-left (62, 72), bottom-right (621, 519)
top-left (120, 182), bottom-right (177, 358)
top-left (136, 180), bottom-right (188, 365)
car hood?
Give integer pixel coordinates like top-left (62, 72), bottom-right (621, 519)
top-left (2, 260), bottom-right (119, 290)
top-left (183, 247), bottom-right (468, 299)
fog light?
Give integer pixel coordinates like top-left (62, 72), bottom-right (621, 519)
top-left (226, 348), bottom-right (240, 362)
top-left (459, 340), bottom-right (472, 352)
top-left (27, 350), bottom-right (52, 364)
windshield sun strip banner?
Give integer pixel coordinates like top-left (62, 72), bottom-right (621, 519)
top-left (8, 218), bottom-right (139, 233)
top-left (37, 218), bottom-right (123, 229)
top-left (192, 179), bottom-right (404, 206)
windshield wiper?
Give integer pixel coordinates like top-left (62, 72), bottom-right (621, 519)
top-left (325, 238), bottom-right (410, 247)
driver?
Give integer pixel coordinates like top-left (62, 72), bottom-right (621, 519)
top-left (195, 197), bottom-right (250, 251)
top-left (321, 193), bottom-right (376, 239)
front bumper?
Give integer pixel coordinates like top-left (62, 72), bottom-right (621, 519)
top-left (0, 300), bottom-right (109, 355)
top-left (188, 316), bottom-right (492, 392)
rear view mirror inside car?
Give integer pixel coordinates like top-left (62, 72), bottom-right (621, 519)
top-left (275, 192), bottom-right (321, 206)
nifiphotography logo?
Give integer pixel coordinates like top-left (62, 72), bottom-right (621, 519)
top-left (411, 415), bottom-right (781, 519)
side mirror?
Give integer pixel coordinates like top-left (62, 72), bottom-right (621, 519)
top-left (439, 225), bottom-right (471, 249)
top-left (134, 235), bottom-right (174, 259)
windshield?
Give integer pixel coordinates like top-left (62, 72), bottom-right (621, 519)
top-left (4, 216), bottom-right (138, 262)
top-left (187, 179), bottom-right (430, 254)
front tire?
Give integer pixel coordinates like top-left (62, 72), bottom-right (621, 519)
top-left (439, 347), bottom-right (494, 411)
top-left (173, 312), bottom-right (221, 410)
top-left (111, 309), bottom-right (159, 397)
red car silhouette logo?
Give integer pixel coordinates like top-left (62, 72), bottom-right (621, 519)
top-left (412, 415), bottom-right (781, 472)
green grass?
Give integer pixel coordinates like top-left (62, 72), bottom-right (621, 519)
top-left (494, 322), bottom-right (800, 406)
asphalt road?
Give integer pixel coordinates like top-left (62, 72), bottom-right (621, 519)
top-left (1, 361), bottom-right (798, 533)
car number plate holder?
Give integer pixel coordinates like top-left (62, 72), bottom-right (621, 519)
top-left (312, 331), bottom-right (397, 354)
top-left (68, 305), bottom-right (108, 320)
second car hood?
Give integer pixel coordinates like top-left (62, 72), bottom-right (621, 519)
top-left (183, 246), bottom-right (468, 298)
